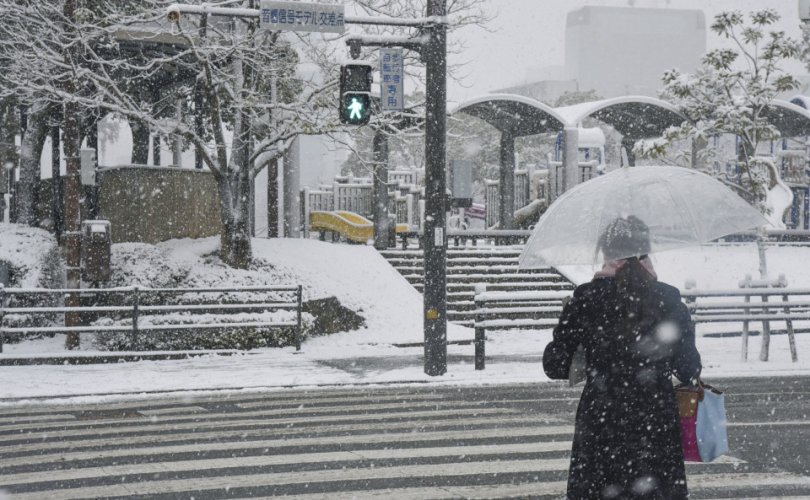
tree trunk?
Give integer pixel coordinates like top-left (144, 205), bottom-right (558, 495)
top-left (17, 103), bottom-right (49, 226)
top-left (217, 111), bottom-right (253, 269)
top-left (217, 179), bottom-right (253, 269)
top-left (130, 119), bottom-right (150, 164)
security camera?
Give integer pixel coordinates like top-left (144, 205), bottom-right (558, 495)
top-left (167, 5), bottom-right (181, 23)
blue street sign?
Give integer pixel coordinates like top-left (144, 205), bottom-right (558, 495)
top-left (380, 48), bottom-right (404, 112)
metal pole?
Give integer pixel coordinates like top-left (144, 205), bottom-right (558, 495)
top-left (499, 131), bottom-right (515, 230)
top-left (562, 127), bottom-right (579, 193)
top-left (373, 129), bottom-right (390, 250)
top-left (62, 0), bottom-right (81, 349)
top-left (51, 126), bottom-right (63, 243)
top-left (423, 0), bottom-right (447, 376)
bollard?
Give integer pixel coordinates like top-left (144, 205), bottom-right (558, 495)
top-left (474, 284), bottom-right (487, 370)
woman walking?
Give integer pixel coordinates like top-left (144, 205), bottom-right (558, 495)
top-left (543, 216), bottom-right (702, 499)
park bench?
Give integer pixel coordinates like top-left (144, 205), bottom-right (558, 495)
top-left (472, 277), bottom-right (809, 369)
top-left (0, 285), bottom-right (304, 354)
top-left (682, 277), bottom-right (809, 362)
top-left (472, 286), bottom-right (571, 370)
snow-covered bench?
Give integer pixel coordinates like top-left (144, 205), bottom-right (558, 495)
top-left (472, 286), bottom-right (572, 370)
top-left (682, 284), bottom-right (810, 362)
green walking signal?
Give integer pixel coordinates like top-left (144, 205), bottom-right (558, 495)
top-left (339, 63), bottom-right (373, 125)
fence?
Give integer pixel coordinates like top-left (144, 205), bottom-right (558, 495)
top-left (0, 285), bottom-right (303, 352)
top-left (682, 286), bottom-right (809, 362)
top-left (483, 170), bottom-right (532, 228)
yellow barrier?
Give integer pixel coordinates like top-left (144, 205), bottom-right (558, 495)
top-left (309, 211), bottom-right (408, 243)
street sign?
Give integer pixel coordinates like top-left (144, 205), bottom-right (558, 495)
top-left (80, 148), bottom-right (96, 186)
top-left (379, 48), bottom-right (404, 112)
top-left (802, 0), bottom-right (810, 22)
top-left (259, 1), bottom-right (345, 33)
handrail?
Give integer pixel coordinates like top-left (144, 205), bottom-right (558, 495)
top-left (0, 285), bottom-right (304, 353)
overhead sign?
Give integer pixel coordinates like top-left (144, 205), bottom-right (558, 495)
top-left (379, 48), bottom-right (404, 112)
top-left (260, 1), bottom-right (345, 33)
top-left (802, 0), bottom-right (810, 22)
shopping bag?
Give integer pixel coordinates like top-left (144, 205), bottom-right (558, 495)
top-left (675, 385), bottom-right (702, 462)
top-left (696, 386), bottom-right (728, 462)
top-left (675, 382), bottom-right (728, 462)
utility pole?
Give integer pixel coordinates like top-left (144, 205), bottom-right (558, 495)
top-left (422, 0), bottom-right (448, 376)
top-left (62, 0), bottom-right (82, 349)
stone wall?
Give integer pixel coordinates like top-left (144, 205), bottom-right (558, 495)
top-left (96, 165), bottom-right (220, 243)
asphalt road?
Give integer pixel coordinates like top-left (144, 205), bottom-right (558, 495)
top-left (0, 377), bottom-right (809, 499)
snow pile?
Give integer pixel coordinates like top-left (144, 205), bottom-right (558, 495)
top-left (103, 237), bottom-right (470, 350)
top-left (0, 223), bottom-right (61, 288)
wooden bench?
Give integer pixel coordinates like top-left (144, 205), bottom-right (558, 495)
top-left (682, 282), bottom-right (809, 362)
top-left (472, 286), bottom-right (571, 370)
top-left (473, 280), bottom-right (809, 369)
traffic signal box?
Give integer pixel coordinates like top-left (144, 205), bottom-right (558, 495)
top-left (340, 62), bottom-right (373, 125)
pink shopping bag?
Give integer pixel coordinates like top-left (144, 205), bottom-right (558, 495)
top-left (675, 384), bottom-right (703, 462)
top-left (680, 413), bottom-right (701, 462)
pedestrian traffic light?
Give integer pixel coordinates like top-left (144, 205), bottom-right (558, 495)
top-left (340, 63), bottom-right (373, 125)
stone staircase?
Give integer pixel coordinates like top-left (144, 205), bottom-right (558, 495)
top-left (379, 247), bottom-right (576, 327)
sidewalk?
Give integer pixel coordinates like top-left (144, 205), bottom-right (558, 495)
top-left (2, 329), bottom-right (809, 404)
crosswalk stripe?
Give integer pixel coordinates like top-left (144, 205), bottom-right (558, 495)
top-left (2, 458), bottom-right (573, 499)
top-left (0, 425), bottom-right (575, 469)
top-left (688, 471), bottom-right (810, 488)
top-left (0, 399), bottom-right (525, 434)
top-left (0, 413), bottom-right (562, 456)
top-left (0, 442), bottom-right (573, 487)
top-left (728, 420), bottom-right (810, 427)
top-left (5, 460), bottom-right (800, 500)
top-left (0, 390), bottom-right (441, 416)
top-left (239, 482), bottom-right (570, 500)
top-left (0, 406), bottom-right (520, 443)
top-left (0, 414), bottom-right (75, 424)
top-left (137, 406), bottom-right (209, 416)
top-left (245, 476), bottom-right (809, 500)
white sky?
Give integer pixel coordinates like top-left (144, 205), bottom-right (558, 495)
top-left (447, 0), bottom-right (808, 104)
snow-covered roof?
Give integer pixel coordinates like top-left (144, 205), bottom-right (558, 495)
top-left (452, 94), bottom-right (683, 140)
top-left (790, 95), bottom-right (810, 109)
top-left (453, 94), bottom-right (810, 141)
top-left (450, 94), bottom-right (566, 137)
top-left (764, 99), bottom-right (810, 137)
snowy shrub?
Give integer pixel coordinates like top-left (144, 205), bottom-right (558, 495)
top-left (92, 311), bottom-right (316, 351)
top-left (0, 224), bottom-right (63, 343)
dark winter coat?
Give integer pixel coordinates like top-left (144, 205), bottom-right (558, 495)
top-left (544, 277), bottom-right (702, 500)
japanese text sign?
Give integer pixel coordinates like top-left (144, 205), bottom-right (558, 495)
top-left (379, 48), bottom-right (404, 112)
top-left (260, 1), bottom-right (345, 33)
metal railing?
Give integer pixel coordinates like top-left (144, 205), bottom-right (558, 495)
top-left (682, 286), bottom-right (809, 362)
top-left (396, 229), bottom-right (533, 250)
top-left (0, 285), bottom-right (304, 352)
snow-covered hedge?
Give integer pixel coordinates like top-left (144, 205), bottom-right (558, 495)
top-left (91, 239), bottom-right (319, 351)
top-left (0, 223), bottom-right (63, 289)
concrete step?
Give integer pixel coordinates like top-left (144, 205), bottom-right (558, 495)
top-left (398, 272), bottom-right (566, 282)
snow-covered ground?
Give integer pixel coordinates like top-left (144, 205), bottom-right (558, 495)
top-left (2, 230), bottom-right (810, 404)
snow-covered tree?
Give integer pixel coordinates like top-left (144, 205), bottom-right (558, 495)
top-left (1, 0), bottom-right (491, 267)
top-left (651, 9), bottom-right (800, 208)
top-left (0, 0), bottom-right (339, 267)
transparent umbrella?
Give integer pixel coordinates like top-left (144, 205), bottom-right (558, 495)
top-left (519, 166), bottom-right (769, 268)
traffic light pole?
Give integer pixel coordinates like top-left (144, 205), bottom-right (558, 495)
top-left (421, 0), bottom-right (448, 376)
top-left (167, 2), bottom-right (450, 376)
